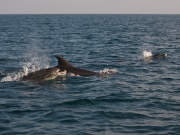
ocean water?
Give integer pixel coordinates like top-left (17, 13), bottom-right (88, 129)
top-left (0, 14), bottom-right (180, 135)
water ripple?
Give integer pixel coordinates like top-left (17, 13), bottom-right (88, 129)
top-left (0, 14), bottom-right (180, 135)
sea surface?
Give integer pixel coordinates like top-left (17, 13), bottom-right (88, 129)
top-left (0, 15), bottom-right (180, 135)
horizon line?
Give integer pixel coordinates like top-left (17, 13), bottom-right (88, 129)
top-left (0, 13), bottom-right (180, 15)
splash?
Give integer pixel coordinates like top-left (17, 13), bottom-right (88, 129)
top-left (1, 63), bottom-right (45, 82)
top-left (143, 50), bottom-right (152, 58)
top-left (1, 58), bottom-right (50, 82)
top-left (1, 72), bottom-right (24, 82)
top-left (98, 68), bottom-right (118, 76)
top-left (1, 44), bottom-right (50, 82)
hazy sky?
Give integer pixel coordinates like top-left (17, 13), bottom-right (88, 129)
top-left (0, 0), bottom-right (180, 14)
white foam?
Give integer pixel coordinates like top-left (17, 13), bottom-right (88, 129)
top-left (143, 50), bottom-right (152, 58)
top-left (98, 68), bottom-right (118, 76)
top-left (2, 58), bottom-right (51, 82)
top-left (1, 56), bottom-right (50, 82)
top-left (0, 64), bottom-right (49, 82)
top-left (1, 72), bottom-right (23, 82)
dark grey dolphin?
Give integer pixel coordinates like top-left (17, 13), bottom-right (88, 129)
top-left (152, 53), bottom-right (167, 59)
top-left (21, 67), bottom-right (66, 81)
top-left (55, 55), bottom-right (97, 76)
top-left (144, 53), bottom-right (167, 61)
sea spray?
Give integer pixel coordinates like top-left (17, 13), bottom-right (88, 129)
top-left (22, 43), bottom-right (50, 71)
top-left (0, 72), bottom-right (24, 82)
top-left (0, 58), bottom-right (47, 82)
top-left (143, 50), bottom-right (152, 58)
top-left (1, 43), bottom-right (50, 82)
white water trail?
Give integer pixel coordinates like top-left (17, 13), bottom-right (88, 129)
top-left (98, 68), bottom-right (118, 76)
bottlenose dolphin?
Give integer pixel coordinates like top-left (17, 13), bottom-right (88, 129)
top-left (144, 53), bottom-right (167, 61)
top-left (21, 55), bottom-right (97, 81)
top-left (55, 55), bottom-right (97, 76)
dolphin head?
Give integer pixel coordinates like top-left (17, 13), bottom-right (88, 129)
top-left (152, 53), bottom-right (168, 59)
top-left (161, 53), bottom-right (167, 58)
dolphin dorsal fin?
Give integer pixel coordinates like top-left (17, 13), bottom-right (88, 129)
top-left (55, 55), bottom-right (74, 69)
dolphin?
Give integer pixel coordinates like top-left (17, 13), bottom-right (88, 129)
top-left (55, 55), bottom-right (97, 76)
top-left (144, 53), bottom-right (167, 61)
top-left (21, 55), bottom-right (97, 81)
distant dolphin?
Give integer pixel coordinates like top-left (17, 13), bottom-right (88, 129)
top-left (21, 67), bottom-right (66, 81)
top-left (144, 53), bottom-right (167, 61)
top-left (55, 55), bottom-right (97, 76)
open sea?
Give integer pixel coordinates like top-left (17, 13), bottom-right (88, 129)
top-left (0, 14), bottom-right (180, 135)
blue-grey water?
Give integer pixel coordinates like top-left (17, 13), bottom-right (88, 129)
top-left (0, 15), bottom-right (180, 135)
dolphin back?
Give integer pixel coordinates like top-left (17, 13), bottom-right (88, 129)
top-left (55, 55), bottom-right (97, 76)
